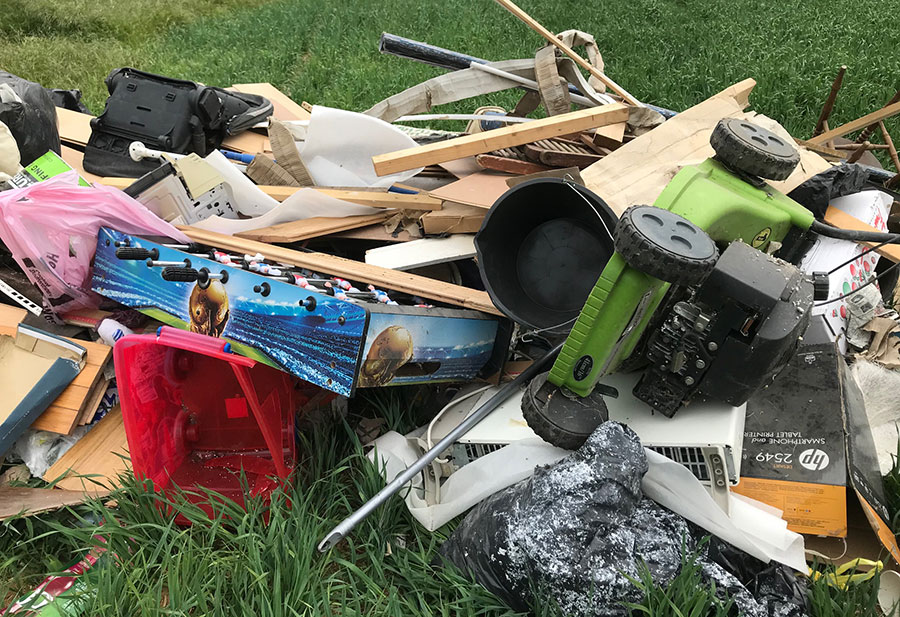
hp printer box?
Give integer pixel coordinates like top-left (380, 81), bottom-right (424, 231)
top-left (733, 326), bottom-right (900, 561)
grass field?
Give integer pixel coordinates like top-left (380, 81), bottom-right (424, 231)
top-left (2, 0), bottom-right (900, 615)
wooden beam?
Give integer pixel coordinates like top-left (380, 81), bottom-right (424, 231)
top-left (813, 65), bottom-right (846, 137)
top-left (807, 100), bottom-right (900, 145)
top-left (493, 0), bottom-right (640, 106)
top-left (257, 186), bottom-right (443, 210)
top-left (236, 212), bottom-right (391, 243)
top-left (823, 206), bottom-right (900, 263)
top-left (229, 83), bottom-right (311, 121)
top-left (178, 226), bottom-right (502, 315)
top-left (0, 487), bottom-right (109, 519)
top-left (856, 90), bottom-right (900, 143)
top-left (421, 202), bottom-right (486, 234)
top-left (880, 121), bottom-right (900, 173)
top-left (372, 104), bottom-right (628, 176)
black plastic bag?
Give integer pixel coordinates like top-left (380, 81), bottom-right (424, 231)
top-left (787, 163), bottom-right (870, 219)
top-left (439, 422), bottom-right (808, 617)
top-left (0, 71), bottom-right (61, 166)
top-left (49, 88), bottom-right (91, 115)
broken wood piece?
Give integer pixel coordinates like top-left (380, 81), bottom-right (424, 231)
top-left (235, 212), bottom-right (392, 243)
top-left (823, 206), bottom-right (900, 263)
top-left (56, 108), bottom-right (93, 147)
top-left (254, 186), bottom-right (442, 210)
top-left (475, 154), bottom-right (552, 175)
top-left (492, 0), bottom-right (640, 105)
top-left (879, 121), bottom-right (900, 173)
top-left (847, 141), bottom-right (871, 163)
top-left (178, 226), bottom-right (501, 315)
top-left (365, 235), bottom-right (476, 270)
top-left (421, 202), bottom-right (486, 234)
top-left (813, 66), bottom-right (846, 137)
top-left (0, 486), bottom-right (110, 519)
top-left (429, 172), bottom-right (512, 209)
top-left (506, 166), bottom-right (583, 187)
top-left (808, 100), bottom-right (900, 145)
top-left (372, 104), bottom-right (629, 176)
top-left (856, 90), bottom-right (900, 144)
top-left (229, 83), bottom-right (311, 121)
top-left (326, 224), bottom-right (413, 243)
top-left (794, 139), bottom-right (844, 160)
top-left (832, 143), bottom-right (890, 150)
top-left (524, 138), bottom-right (603, 168)
top-left (44, 406), bottom-right (129, 491)
top-left (587, 122), bottom-right (627, 149)
top-left (221, 130), bottom-right (272, 155)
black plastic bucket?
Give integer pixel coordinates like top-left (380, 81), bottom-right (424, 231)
top-left (474, 178), bottom-right (618, 331)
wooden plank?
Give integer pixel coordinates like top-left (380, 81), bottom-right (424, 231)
top-left (44, 406), bottom-right (129, 491)
top-left (230, 83), bottom-right (311, 121)
top-left (421, 201), bottom-right (486, 234)
top-left (428, 172), bottom-right (511, 209)
top-left (590, 122), bottom-right (627, 148)
top-left (372, 104), bottom-right (629, 176)
top-left (56, 108), bottom-right (93, 146)
top-left (326, 223), bottom-right (413, 243)
top-left (0, 487), bottom-right (109, 519)
top-left (476, 154), bottom-right (552, 175)
top-left (179, 226), bottom-right (501, 315)
top-left (808, 100), bottom-right (900, 145)
top-left (823, 206), bottom-right (900, 263)
top-left (60, 145), bottom-right (105, 184)
top-left (365, 235), bottom-right (476, 270)
top-left (76, 377), bottom-right (110, 426)
top-left (255, 185), bottom-right (442, 210)
top-left (236, 212), bottom-right (392, 243)
top-left (493, 0), bottom-right (640, 105)
top-left (221, 130), bottom-right (271, 155)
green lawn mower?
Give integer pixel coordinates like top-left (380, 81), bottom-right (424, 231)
top-left (475, 118), bottom-right (900, 449)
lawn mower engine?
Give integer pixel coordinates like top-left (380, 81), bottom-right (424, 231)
top-left (631, 240), bottom-right (813, 417)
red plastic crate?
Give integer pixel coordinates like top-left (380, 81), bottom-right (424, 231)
top-left (115, 327), bottom-right (296, 520)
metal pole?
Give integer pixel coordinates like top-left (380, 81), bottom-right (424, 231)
top-left (318, 343), bottom-right (562, 552)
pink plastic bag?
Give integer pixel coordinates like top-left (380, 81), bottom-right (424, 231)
top-left (0, 172), bottom-right (191, 314)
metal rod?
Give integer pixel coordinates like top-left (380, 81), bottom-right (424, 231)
top-left (469, 62), bottom-right (602, 108)
top-left (317, 343), bottom-right (562, 552)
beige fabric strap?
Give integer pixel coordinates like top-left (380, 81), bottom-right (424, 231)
top-left (246, 155), bottom-right (300, 187)
top-left (555, 30), bottom-right (606, 93)
top-left (268, 118), bottom-right (314, 186)
top-left (534, 45), bottom-right (570, 116)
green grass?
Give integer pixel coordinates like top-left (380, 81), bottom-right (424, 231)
top-left (1, 0), bottom-right (898, 143)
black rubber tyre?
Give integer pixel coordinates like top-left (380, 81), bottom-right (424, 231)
top-left (710, 118), bottom-right (800, 181)
top-left (521, 371), bottom-right (609, 450)
top-left (614, 205), bottom-right (719, 287)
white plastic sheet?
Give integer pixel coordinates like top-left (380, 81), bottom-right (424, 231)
top-left (299, 106), bottom-right (423, 187)
top-left (204, 150), bottom-right (279, 217)
top-left (189, 187), bottom-right (381, 235)
top-left (370, 430), bottom-right (807, 571)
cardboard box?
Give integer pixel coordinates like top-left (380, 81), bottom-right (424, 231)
top-left (733, 324), bottom-right (900, 562)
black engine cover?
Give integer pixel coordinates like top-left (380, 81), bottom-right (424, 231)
top-left (634, 242), bottom-right (813, 416)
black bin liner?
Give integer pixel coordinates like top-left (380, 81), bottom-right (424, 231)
top-left (0, 71), bottom-right (61, 167)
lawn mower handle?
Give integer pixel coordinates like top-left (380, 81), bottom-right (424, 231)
top-left (317, 343), bottom-right (562, 552)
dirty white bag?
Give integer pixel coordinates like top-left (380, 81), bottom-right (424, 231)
top-left (371, 430), bottom-right (806, 571)
top-left (300, 106), bottom-right (423, 187)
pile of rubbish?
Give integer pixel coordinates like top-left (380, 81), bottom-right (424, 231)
top-left (3, 1), bottom-right (900, 614)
